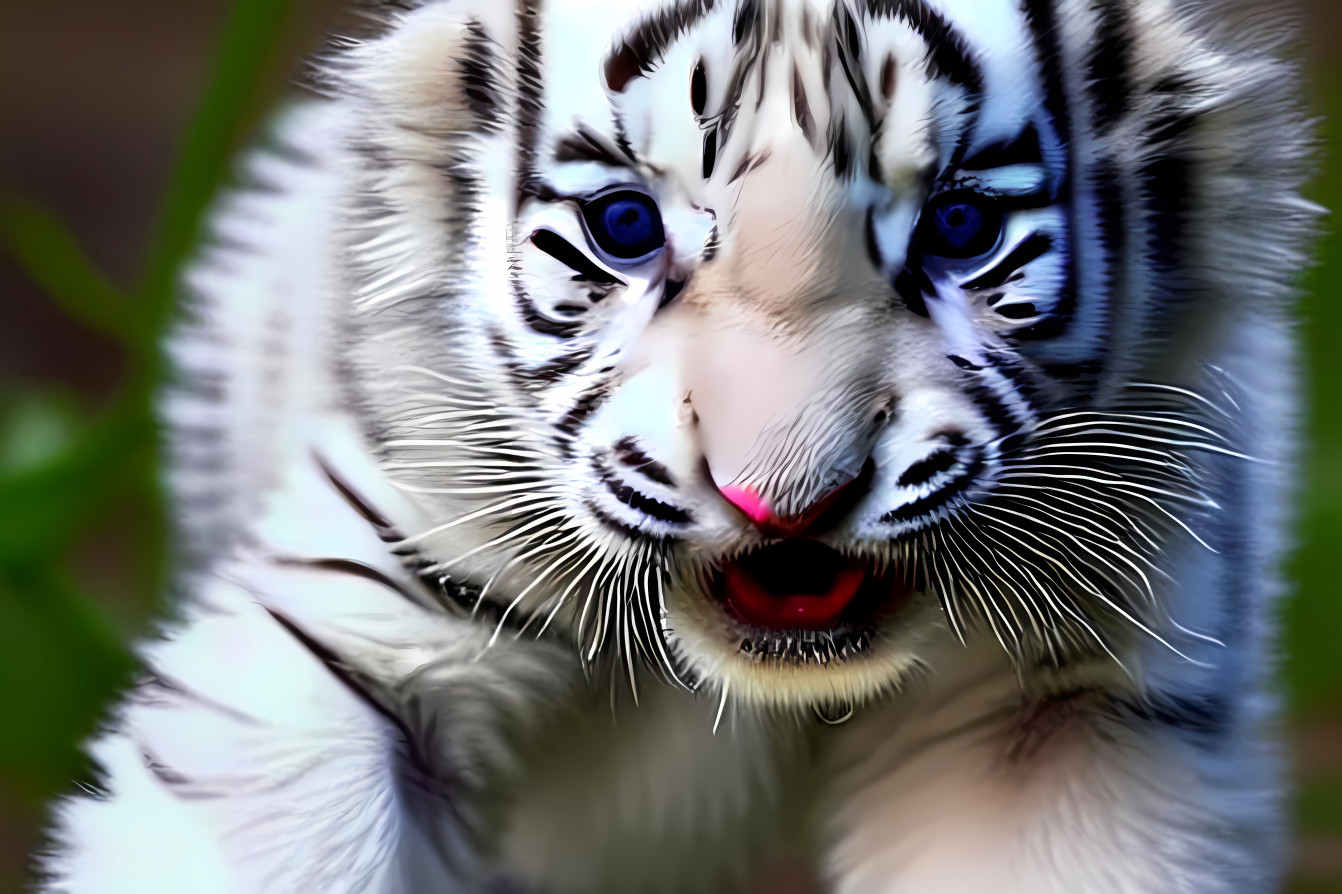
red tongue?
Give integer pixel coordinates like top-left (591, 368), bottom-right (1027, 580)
top-left (722, 558), bottom-right (868, 630)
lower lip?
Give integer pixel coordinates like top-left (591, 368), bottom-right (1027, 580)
top-left (714, 553), bottom-right (911, 631)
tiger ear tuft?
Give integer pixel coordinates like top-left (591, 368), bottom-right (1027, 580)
top-left (336, 0), bottom-right (523, 138)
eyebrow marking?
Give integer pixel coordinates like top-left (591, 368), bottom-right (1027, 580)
top-left (553, 124), bottom-right (638, 167)
top-left (960, 126), bottom-right (1044, 171)
top-left (604, 0), bottom-right (718, 93)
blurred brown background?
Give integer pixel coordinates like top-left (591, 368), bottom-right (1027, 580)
top-left (0, 1), bottom-right (1339, 891)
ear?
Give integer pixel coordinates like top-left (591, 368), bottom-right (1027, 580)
top-left (331, 0), bottom-right (527, 151)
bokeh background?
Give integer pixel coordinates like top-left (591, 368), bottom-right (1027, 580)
top-left (0, 1), bottom-right (1338, 891)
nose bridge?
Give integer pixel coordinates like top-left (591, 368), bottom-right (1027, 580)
top-left (686, 310), bottom-right (881, 521)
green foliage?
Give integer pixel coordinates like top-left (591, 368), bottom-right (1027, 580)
top-left (0, 1), bottom-right (296, 885)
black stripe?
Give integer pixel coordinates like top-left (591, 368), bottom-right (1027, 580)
top-left (555, 380), bottom-right (613, 456)
top-left (1142, 154), bottom-right (1192, 279)
top-left (530, 229), bottom-right (623, 286)
top-left (865, 0), bottom-right (984, 94)
top-left (959, 125), bottom-right (1043, 171)
top-left (834, 7), bottom-right (877, 133)
top-left (960, 233), bottom-right (1054, 291)
top-left (553, 125), bottom-right (637, 167)
top-left (272, 556), bottom-right (433, 609)
top-left (1022, 0), bottom-right (1069, 140)
top-left (318, 456), bottom-right (404, 542)
top-left (1086, 0), bottom-right (1133, 133)
top-left (1021, 0), bottom-right (1077, 345)
top-left (604, 0), bottom-right (718, 92)
top-left (458, 20), bottom-right (501, 126)
top-left (1088, 154), bottom-right (1124, 368)
top-left (514, 0), bottom-right (545, 199)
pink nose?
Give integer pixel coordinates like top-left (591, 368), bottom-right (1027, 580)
top-left (718, 478), bottom-right (856, 538)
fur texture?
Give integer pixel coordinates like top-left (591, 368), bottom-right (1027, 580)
top-left (38, 1), bottom-right (1316, 891)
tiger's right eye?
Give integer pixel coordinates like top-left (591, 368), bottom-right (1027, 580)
top-left (582, 191), bottom-right (666, 264)
top-left (918, 193), bottom-right (1004, 260)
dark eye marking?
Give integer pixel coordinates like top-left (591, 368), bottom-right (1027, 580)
top-left (702, 128), bottom-right (718, 179)
top-left (691, 59), bottom-right (707, 116)
top-left (958, 126), bottom-right (1043, 172)
top-left (959, 232), bottom-right (1053, 291)
top-left (553, 126), bottom-right (637, 167)
top-left (531, 229), bottom-right (624, 286)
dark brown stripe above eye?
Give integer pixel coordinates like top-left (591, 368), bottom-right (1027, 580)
top-left (530, 230), bottom-right (623, 286)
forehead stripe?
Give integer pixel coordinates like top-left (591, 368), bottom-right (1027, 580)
top-left (604, 0), bottom-right (719, 93)
top-left (863, 0), bottom-right (984, 95)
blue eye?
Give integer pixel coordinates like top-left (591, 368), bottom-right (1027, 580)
top-left (583, 191), bottom-right (666, 262)
top-left (920, 193), bottom-right (1003, 259)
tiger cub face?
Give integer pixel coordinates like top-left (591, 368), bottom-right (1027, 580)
top-left (337, 0), bottom-right (1298, 708)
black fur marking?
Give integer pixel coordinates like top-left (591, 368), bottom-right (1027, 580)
top-left (272, 556), bottom-right (438, 611)
top-left (516, 349), bottom-right (594, 386)
top-left (556, 382), bottom-right (613, 456)
top-left (864, 0), bottom-right (984, 94)
top-left (896, 449), bottom-right (959, 487)
top-left (864, 206), bottom-right (882, 268)
top-left (319, 457), bottom-right (403, 542)
top-left (613, 436), bottom-right (677, 486)
top-left (264, 607), bottom-right (433, 771)
top-left (515, 1), bottom-right (545, 197)
top-left (512, 286), bottom-right (585, 339)
top-left (605, 0), bottom-right (718, 93)
top-left (879, 451), bottom-right (984, 524)
top-left (959, 125), bottom-right (1043, 171)
top-left (734, 0), bottom-right (760, 44)
top-left (831, 119), bottom-right (853, 180)
top-left (702, 127), bottom-right (719, 179)
top-left (660, 278), bottom-right (685, 308)
top-left (458, 20), bottom-right (501, 125)
top-left (530, 229), bottom-right (623, 286)
top-left (1019, 0), bottom-right (1077, 345)
top-left (995, 301), bottom-right (1038, 320)
top-left (792, 64), bottom-right (815, 144)
top-left (702, 225), bottom-right (721, 262)
top-left (834, 10), bottom-right (877, 133)
top-left (553, 125), bottom-right (637, 167)
top-left (595, 458), bottom-right (693, 524)
top-left (960, 233), bottom-right (1054, 291)
top-left (1143, 154), bottom-right (1193, 281)
top-left (1087, 0), bottom-right (1133, 132)
top-left (691, 58), bottom-right (708, 116)
top-left (894, 267), bottom-right (933, 316)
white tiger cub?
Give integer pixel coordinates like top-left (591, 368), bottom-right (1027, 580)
top-left (38, 0), bottom-right (1315, 891)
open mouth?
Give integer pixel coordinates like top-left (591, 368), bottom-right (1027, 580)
top-left (712, 539), bottom-right (912, 632)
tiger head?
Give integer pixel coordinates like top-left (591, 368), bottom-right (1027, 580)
top-left (332, 0), bottom-right (1310, 710)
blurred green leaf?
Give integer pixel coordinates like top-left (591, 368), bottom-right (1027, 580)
top-left (0, 200), bottom-right (139, 346)
top-left (140, 0), bottom-right (296, 327)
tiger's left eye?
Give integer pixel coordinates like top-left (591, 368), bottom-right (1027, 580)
top-left (582, 191), bottom-right (666, 263)
top-left (919, 193), bottom-right (1003, 259)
